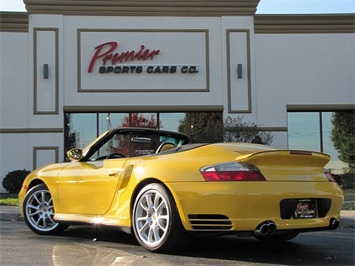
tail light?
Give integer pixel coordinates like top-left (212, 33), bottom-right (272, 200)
top-left (200, 162), bottom-right (266, 182)
top-left (325, 170), bottom-right (335, 182)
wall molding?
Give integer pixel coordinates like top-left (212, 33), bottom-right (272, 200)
top-left (1, 12), bottom-right (354, 34)
top-left (23, 0), bottom-right (260, 16)
top-left (77, 29), bottom-right (210, 93)
top-left (33, 28), bottom-right (59, 114)
top-left (287, 104), bottom-right (355, 111)
top-left (0, 128), bottom-right (63, 134)
top-left (255, 14), bottom-right (355, 34)
top-left (0, 12), bottom-right (28, 32)
top-left (260, 127), bottom-right (287, 132)
top-left (33, 146), bottom-right (59, 170)
top-left (226, 29), bottom-right (252, 113)
top-left (63, 105), bottom-right (224, 113)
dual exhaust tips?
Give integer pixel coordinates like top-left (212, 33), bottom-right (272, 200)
top-left (254, 220), bottom-right (277, 236)
top-left (254, 218), bottom-right (339, 237)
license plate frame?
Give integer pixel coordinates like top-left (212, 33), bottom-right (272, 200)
top-left (293, 199), bottom-right (317, 219)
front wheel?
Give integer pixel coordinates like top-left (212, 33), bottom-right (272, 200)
top-left (132, 183), bottom-right (190, 252)
top-left (22, 184), bottom-right (67, 235)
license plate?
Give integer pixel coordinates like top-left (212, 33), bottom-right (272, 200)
top-left (293, 199), bottom-right (317, 219)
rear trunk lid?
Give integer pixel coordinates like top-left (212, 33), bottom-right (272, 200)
top-left (237, 150), bottom-right (330, 182)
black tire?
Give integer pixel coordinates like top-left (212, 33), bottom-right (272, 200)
top-left (255, 231), bottom-right (299, 242)
top-left (132, 183), bottom-right (190, 252)
top-left (22, 184), bottom-right (68, 235)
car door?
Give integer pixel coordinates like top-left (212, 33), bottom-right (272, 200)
top-left (56, 158), bottom-right (127, 215)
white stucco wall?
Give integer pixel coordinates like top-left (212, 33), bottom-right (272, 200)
top-left (0, 32), bottom-right (29, 128)
top-left (0, 32), bottom-right (30, 192)
top-left (254, 33), bottom-right (355, 128)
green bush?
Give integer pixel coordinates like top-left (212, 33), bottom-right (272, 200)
top-left (333, 173), bottom-right (355, 189)
top-left (2, 169), bottom-right (31, 193)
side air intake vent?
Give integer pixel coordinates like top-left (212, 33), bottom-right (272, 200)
top-left (188, 214), bottom-right (232, 230)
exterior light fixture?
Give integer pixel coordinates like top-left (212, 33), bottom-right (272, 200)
top-left (43, 64), bottom-right (49, 79)
top-left (237, 64), bottom-right (242, 78)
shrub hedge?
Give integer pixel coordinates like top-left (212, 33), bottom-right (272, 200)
top-left (2, 169), bottom-right (31, 193)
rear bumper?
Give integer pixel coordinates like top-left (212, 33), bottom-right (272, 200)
top-left (167, 181), bottom-right (343, 232)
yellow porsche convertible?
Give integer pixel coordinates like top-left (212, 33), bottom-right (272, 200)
top-left (19, 127), bottom-right (343, 252)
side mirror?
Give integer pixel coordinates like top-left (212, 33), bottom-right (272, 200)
top-left (67, 148), bottom-right (83, 161)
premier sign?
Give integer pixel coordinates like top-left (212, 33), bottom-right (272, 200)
top-left (88, 42), bottom-right (161, 73)
top-left (88, 41), bottom-right (199, 75)
top-left (78, 30), bottom-right (208, 92)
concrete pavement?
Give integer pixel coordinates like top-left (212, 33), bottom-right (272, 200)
top-left (1, 206), bottom-right (354, 228)
top-left (0, 206), bottom-right (23, 222)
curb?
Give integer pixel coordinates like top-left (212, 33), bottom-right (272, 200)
top-left (339, 210), bottom-right (355, 228)
top-left (0, 206), bottom-right (23, 222)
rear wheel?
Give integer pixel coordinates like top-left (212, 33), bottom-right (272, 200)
top-left (132, 183), bottom-right (190, 252)
top-left (23, 184), bottom-right (68, 235)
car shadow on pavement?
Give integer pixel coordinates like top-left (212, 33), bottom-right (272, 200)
top-left (60, 225), bottom-right (140, 247)
top-left (55, 224), bottom-right (353, 265)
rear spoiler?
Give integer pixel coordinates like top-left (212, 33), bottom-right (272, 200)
top-left (236, 150), bottom-right (330, 168)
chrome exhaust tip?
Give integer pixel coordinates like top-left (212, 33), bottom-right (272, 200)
top-left (254, 220), bottom-right (277, 236)
top-left (329, 218), bottom-right (339, 230)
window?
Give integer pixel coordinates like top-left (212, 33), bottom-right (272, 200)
top-left (288, 112), bottom-right (348, 174)
top-left (159, 113), bottom-right (185, 131)
top-left (65, 113), bottom-right (97, 150)
top-left (64, 111), bottom-right (222, 157)
top-left (288, 112), bottom-right (320, 152)
top-left (98, 113), bottom-right (126, 132)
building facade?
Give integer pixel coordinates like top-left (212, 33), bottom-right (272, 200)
top-left (0, 0), bottom-right (354, 192)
